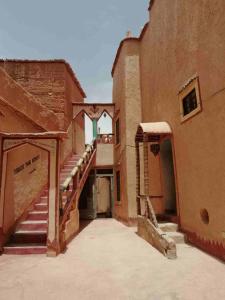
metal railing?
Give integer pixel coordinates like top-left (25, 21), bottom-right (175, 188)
top-left (59, 140), bottom-right (97, 226)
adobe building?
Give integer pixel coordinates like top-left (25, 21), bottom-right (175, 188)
top-left (112, 0), bottom-right (225, 260)
top-left (0, 0), bottom-right (224, 262)
top-left (0, 59), bottom-right (114, 256)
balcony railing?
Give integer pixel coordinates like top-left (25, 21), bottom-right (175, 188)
top-left (96, 134), bottom-right (114, 144)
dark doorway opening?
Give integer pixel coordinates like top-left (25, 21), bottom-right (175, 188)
top-left (160, 139), bottom-right (177, 221)
top-left (79, 170), bottom-right (96, 220)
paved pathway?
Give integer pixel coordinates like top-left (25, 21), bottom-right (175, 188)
top-left (0, 219), bottom-right (224, 300)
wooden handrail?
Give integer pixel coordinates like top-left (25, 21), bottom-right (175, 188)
top-left (59, 140), bottom-right (97, 226)
top-left (60, 143), bottom-right (94, 192)
top-left (137, 194), bottom-right (158, 228)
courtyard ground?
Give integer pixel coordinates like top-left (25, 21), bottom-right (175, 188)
top-left (0, 219), bottom-right (224, 300)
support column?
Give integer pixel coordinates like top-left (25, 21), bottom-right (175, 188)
top-left (143, 137), bottom-right (149, 196)
top-left (47, 139), bottom-right (61, 256)
top-left (93, 169), bottom-right (97, 218)
top-left (92, 119), bottom-right (98, 140)
top-left (135, 142), bottom-right (141, 215)
top-left (0, 151), bottom-right (7, 253)
top-left (110, 176), bottom-right (114, 217)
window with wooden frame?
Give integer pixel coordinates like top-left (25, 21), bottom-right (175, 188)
top-left (115, 118), bottom-right (120, 145)
top-left (116, 170), bottom-right (121, 202)
top-left (179, 76), bottom-right (202, 122)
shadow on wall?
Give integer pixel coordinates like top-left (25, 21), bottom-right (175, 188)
top-left (160, 139), bottom-right (177, 214)
top-left (2, 143), bottom-right (48, 235)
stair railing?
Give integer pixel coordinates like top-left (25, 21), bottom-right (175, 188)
top-left (137, 195), bottom-right (158, 228)
top-left (59, 140), bottom-right (97, 226)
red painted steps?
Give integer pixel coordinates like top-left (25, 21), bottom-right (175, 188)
top-left (4, 182), bottom-right (48, 254)
top-left (27, 211), bottom-right (48, 221)
top-left (4, 244), bottom-right (47, 255)
top-left (10, 231), bottom-right (47, 245)
top-left (60, 154), bottom-right (80, 186)
top-left (3, 153), bottom-right (80, 255)
top-left (34, 203), bottom-right (48, 211)
top-left (17, 220), bottom-right (47, 231)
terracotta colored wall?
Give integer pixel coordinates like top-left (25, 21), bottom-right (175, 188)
top-left (0, 61), bottom-right (66, 129)
top-left (2, 143), bottom-right (48, 234)
top-left (113, 40), bottom-right (142, 223)
top-left (0, 67), bottom-right (59, 132)
top-left (96, 144), bottom-right (113, 167)
top-left (65, 67), bottom-right (84, 125)
top-left (139, 0), bottom-right (225, 245)
top-left (0, 101), bottom-right (41, 133)
top-left (73, 116), bottom-right (85, 155)
top-left (64, 65), bottom-right (85, 155)
top-left (61, 123), bottom-right (73, 163)
top-left (0, 61), bottom-right (85, 134)
top-left (124, 43), bottom-right (142, 219)
top-left (148, 150), bottom-right (164, 214)
top-left (113, 45), bottom-right (128, 222)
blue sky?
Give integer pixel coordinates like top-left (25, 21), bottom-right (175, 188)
top-left (0, 0), bottom-right (149, 141)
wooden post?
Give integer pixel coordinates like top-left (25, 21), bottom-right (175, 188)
top-left (143, 135), bottom-right (149, 196)
top-left (47, 139), bottom-right (61, 256)
top-left (135, 141), bottom-right (141, 215)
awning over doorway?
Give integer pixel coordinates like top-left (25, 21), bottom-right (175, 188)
top-left (135, 122), bottom-right (172, 142)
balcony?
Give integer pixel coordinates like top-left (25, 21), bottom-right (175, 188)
top-left (96, 134), bottom-right (114, 144)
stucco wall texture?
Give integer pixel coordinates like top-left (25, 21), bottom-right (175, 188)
top-left (112, 0), bottom-right (225, 251)
top-left (113, 41), bottom-right (142, 224)
top-left (0, 60), bottom-right (86, 246)
top-left (2, 144), bottom-right (48, 234)
top-left (96, 144), bottom-right (113, 167)
top-left (0, 61), bottom-right (84, 131)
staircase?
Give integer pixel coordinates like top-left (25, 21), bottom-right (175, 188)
top-left (3, 154), bottom-right (80, 255)
top-left (60, 154), bottom-right (81, 186)
top-left (159, 222), bottom-right (185, 244)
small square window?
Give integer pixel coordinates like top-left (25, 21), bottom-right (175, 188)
top-left (179, 76), bottom-right (202, 122)
top-left (182, 89), bottom-right (197, 116)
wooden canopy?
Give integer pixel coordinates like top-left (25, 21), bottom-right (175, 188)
top-left (135, 122), bottom-right (172, 142)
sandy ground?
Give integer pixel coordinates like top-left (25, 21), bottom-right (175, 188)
top-left (0, 219), bottom-right (224, 300)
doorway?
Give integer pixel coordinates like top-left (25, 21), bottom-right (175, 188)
top-left (96, 169), bottom-right (113, 218)
top-left (160, 139), bottom-right (177, 217)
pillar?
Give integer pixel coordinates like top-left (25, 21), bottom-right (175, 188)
top-left (92, 119), bottom-right (98, 140)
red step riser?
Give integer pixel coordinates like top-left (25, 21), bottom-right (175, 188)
top-left (60, 176), bottom-right (69, 180)
top-left (36, 197), bottom-right (48, 204)
top-left (10, 234), bottom-right (47, 244)
top-left (5, 154), bottom-right (81, 255)
top-left (17, 224), bottom-right (48, 231)
top-left (61, 170), bottom-right (73, 174)
top-left (27, 213), bottom-right (48, 221)
top-left (35, 205), bottom-right (48, 211)
top-left (4, 247), bottom-right (47, 255)
top-left (64, 164), bottom-right (76, 168)
top-left (35, 202), bottom-right (48, 207)
top-left (60, 172), bottom-right (71, 176)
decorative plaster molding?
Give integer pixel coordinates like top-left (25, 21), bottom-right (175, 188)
top-left (185, 230), bottom-right (225, 262)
